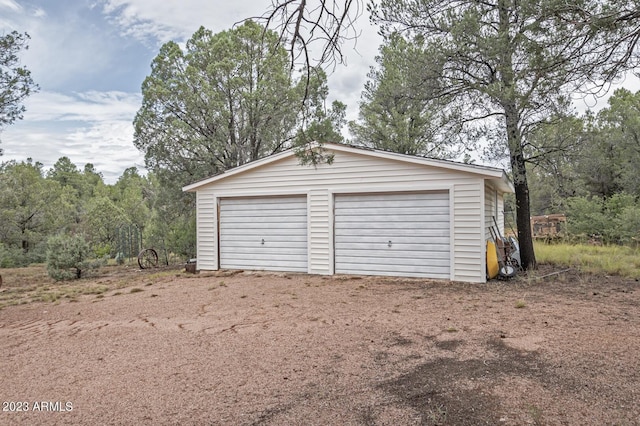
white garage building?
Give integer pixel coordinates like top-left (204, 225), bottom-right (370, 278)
top-left (183, 143), bottom-right (513, 283)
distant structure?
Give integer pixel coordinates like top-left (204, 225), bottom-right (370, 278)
top-left (530, 214), bottom-right (567, 240)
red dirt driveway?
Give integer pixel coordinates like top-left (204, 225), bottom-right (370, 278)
top-left (0, 269), bottom-right (639, 425)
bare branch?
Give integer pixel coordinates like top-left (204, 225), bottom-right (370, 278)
top-left (247, 0), bottom-right (364, 72)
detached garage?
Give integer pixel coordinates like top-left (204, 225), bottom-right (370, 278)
top-left (183, 142), bottom-right (513, 283)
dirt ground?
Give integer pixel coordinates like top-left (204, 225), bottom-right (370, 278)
top-left (0, 266), bottom-right (638, 425)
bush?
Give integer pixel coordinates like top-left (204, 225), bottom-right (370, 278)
top-left (617, 205), bottom-right (640, 246)
top-left (0, 242), bottom-right (47, 268)
top-left (0, 243), bottom-right (19, 268)
top-left (566, 194), bottom-right (640, 245)
top-left (566, 196), bottom-right (608, 240)
top-left (46, 234), bottom-right (101, 280)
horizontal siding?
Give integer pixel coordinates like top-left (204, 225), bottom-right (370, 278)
top-left (194, 149), bottom-right (494, 282)
top-left (485, 183), bottom-right (499, 241)
top-left (203, 154), bottom-right (462, 195)
top-left (196, 190), bottom-right (217, 271)
top-left (497, 193), bottom-right (505, 233)
top-left (485, 182), bottom-right (507, 238)
top-left (453, 182), bottom-right (484, 283)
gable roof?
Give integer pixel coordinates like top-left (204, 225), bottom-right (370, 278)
top-left (182, 142), bottom-right (514, 193)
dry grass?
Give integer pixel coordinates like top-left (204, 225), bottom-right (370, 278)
top-left (534, 242), bottom-right (640, 279)
top-left (0, 264), bottom-right (185, 310)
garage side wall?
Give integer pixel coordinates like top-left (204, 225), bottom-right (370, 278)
top-left (193, 149), bottom-right (489, 282)
top-left (484, 183), bottom-right (506, 240)
top-left (497, 192), bottom-right (505, 233)
top-left (485, 184), bottom-right (497, 241)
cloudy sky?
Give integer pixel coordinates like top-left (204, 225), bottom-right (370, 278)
top-left (0, 0), bottom-right (382, 183)
top-left (2, 1), bottom-right (638, 184)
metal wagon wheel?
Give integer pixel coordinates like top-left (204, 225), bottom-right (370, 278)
top-left (137, 248), bottom-right (159, 269)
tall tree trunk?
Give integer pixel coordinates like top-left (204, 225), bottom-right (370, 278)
top-left (21, 225), bottom-right (29, 253)
top-left (511, 147), bottom-right (537, 270)
top-left (499, 0), bottom-right (536, 270)
top-left (505, 102), bottom-right (537, 270)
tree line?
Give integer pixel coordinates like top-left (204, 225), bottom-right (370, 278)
top-left (0, 158), bottom-right (169, 268)
top-left (2, 2), bottom-right (640, 276)
top-left (0, 21), bottom-right (345, 274)
top-left (527, 88), bottom-right (640, 245)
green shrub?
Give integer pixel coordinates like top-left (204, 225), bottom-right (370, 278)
top-left (46, 234), bottom-right (101, 280)
top-left (0, 243), bottom-right (18, 268)
top-left (0, 242), bottom-right (47, 267)
top-left (566, 194), bottom-right (640, 245)
top-left (92, 242), bottom-right (113, 259)
top-left (617, 205), bottom-right (640, 246)
top-left (566, 196), bottom-right (608, 240)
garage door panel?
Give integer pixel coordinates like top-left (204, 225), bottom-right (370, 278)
top-left (335, 243), bottom-right (451, 253)
top-left (336, 193), bottom-right (448, 203)
top-left (224, 240), bottom-right (307, 251)
top-left (222, 216), bottom-right (307, 224)
top-left (222, 215), bottom-right (307, 223)
top-left (335, 229), bottom-right (450, 238)
top-left (221, 224), bottom-right (305, 233)
top-left (222, 201), bottom-right (306, 209)
top-left (338, 260), bottom-right (450, 270)
top-left (338, 256), bottom-right (450, 267)
top-left (223, 259), bottom-right (308, 270)
top-left (336, 206), bottom-right (449, 216)
top-left (337, 251), bottom-right (449, 262)
top-left (221, 221), bottom-right (306, 230)
top-left (221, 212), bottom-right (307, 222)
top-left (336, 262), bottom-right (450, 278)
top-left (222, 251), bottom-right (308, 260)
top-left (335, 214), bottom-right (450, 223)
top-left (334, 192), bottom-right (450, 279)
top-left (220, 196), bottom-right (308, 273)
top-left (335, 235), bottom-right (450, 244)
top-left (222, 197), bottom-right (302, 206)
top-left (336, 248), bottom-right (450, 258)
top-left (220, 236), bottom-right (308, 245)
top-left (335, 220), bottom-right (449, 231)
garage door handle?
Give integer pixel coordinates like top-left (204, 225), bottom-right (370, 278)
top-left (388, 240), bottom-right (392, 247)
top-left (261, 239), bottom-right (265, 245)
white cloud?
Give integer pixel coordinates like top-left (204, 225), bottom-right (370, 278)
top-left (2, 7), bottom-right (109, 92)
top-left (98, 0), bottom-right (381, 134)
top-left (66, 120), bottom-right (146, 176)
top-left (100, 0), bottom-right (266, 44)
top-left (0, 0), bottom-right (22, 12)
top-left (1, 1), bottom-right (382, 183)
top-left (20, 90), bottom-right (141, 122)
top-left (1, 89), bottom-right (144, 183)
top-left (2, 120), bottom-right (145, 183)
top-left (31, 7), bottom-right (46, 18)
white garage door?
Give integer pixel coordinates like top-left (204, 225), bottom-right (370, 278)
top-left (219, 196), bottom-right (308, 272)
top-left (334, 192), bottom-right (450, 279)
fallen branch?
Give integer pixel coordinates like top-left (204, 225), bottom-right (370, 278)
top-left (529, 268), bottom-right (573, 280)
